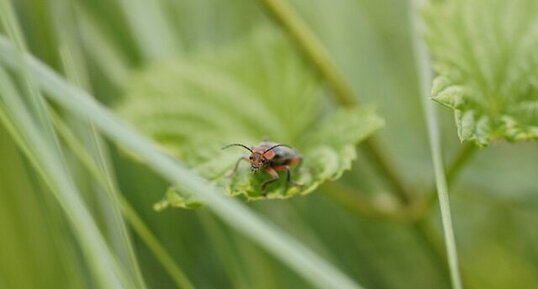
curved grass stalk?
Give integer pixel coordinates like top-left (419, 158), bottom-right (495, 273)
top-left (51, 1), bottom-right (147, 286)
top-left (0, 35), bottom-right (366, 289)
top-left (0, 67), bottom-right (133, 289)
top-left (0, 1), bottom-right (134, 287)
top-left (60, 42), bottom-right (150, 289)
top-left (411, 1), bottom-right (463, 288)
top-left (0, 0), bottom-right (57, 145)
top-left (52, 112), bottom-right (196, 289)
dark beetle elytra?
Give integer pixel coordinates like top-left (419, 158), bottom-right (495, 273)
top-left (223, 141), bottom-right (302, 194)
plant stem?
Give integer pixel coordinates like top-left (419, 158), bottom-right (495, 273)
top-left (257, 0), bottom-right (411, 203)
top-left (258, 0), bottom-right (355, 105)
top-left (411, 1), bottom-right (463, 288)
top-left (322, 181), bottom-right (453, 284)
top-left (419, 143), bottom-right (476, 212)
top-left (446, 143), bottom-right (476, 186)
top-left (325, 138), bottom-right (477, 220)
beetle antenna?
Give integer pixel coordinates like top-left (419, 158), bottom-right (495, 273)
top-left (263, 144), bottom-right (291, 154)
top-left (222, 143), bottom-right (253, 153)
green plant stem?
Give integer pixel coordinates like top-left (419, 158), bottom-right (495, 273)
top-left (324, 139), bottom-right (477, 221)
top-left (419, 143), bottom-right (476, 213)
top-left (322, 181), bottom-right (452, 284)
top-left (258, 0), bottom-right (355, 105)
top-left (446, 143), bottom-right (476, 186)
top-left (0, 35), bottom-right (365, 289)
top-left (52, 113), bottom-right (196, 289)
top-left (257, 0), bottom-right (411, 204)
top-left (412, 1), bottom-right (463, 288)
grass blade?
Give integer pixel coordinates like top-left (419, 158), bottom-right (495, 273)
top-left (50, 1), bottom-right (147, 287)
top-left (0, 67), bottom-right (134, 289)
top-left (52, 112), bottom-right (196, 289)
top-left (411, 1), bottom-right (464, 289)
top-left (0, 0), bottom-right (137, 286)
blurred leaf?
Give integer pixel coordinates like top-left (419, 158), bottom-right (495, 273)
top-left (452, 190), bottom-right (538, 289)
top-left (423, 0), bottom-right (538, 146)
top-left (168, 0), bottom-right (261, 51)
top-left (153, 187), bottom-right (204, 211)
top-left (118, 27), bottom-right (383, 202)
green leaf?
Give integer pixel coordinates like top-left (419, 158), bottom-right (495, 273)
top-left (117, 27), bottom-right (383, 203)
top-left (423, 0), bottom-right (538, 146)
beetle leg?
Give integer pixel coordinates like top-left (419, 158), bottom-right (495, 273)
top-left (261, 166), bottom-right (279, 195)
top-left (227, 156), bottom-right (249, 178)
top-left (272, 165), bottom-right (302, 188)
top-left (284, 166), bottom-right (303, 187)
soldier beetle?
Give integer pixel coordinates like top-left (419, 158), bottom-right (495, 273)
top-left (223, 141), bottom-right (302, 194)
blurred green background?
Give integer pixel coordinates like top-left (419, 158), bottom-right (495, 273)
top-left (0, 0), bottom-right (537, 289)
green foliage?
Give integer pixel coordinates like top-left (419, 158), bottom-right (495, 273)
top-left (118, 28), bottom-right (383, 202)
top-left (423, 0), bottom-right (538, 145)
top-left (2, 0), bottom-right (538, 288)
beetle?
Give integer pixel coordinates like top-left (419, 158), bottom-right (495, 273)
top-left (223, 141), bottom-right (302, 194)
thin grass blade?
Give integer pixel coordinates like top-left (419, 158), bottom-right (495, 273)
top-left (411, 1), bottom-right (464, 289)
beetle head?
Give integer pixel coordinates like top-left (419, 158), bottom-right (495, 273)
top-left (223, 143), bottom-right (290, 173)
top-left (248, 152), bottom-right (267, 172)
